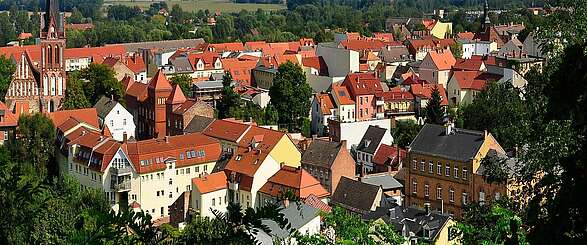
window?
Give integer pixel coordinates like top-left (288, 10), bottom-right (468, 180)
top-left (462, 168), bottom-right (468, 180)
top-left (420, 160), bottom-right (425, 172)
top-left (479, 190), bottom-right (486, 203)
top-left (212, 198), bottom-right (216, 206)
top-left (437, 186), bottom-right (442, 199)
top-left (412, 159), bottom-right (417, 170)
top-left (123, 119), bottom-right (127, 125)
top-left (449, 188), bottom-right (455, 203)
top-left (462, 192), bottom-right (468, 205)
top-left (494, 192), bottom-right (501, 200)
top-left (156, 191), bottom-right (160, 197)
top-left (445, 164), bottom-right (450, 177)
top-left (186, 151), bottom-right (191, 159)
top-left (204, 165), bottom-right (208, 172)
top-left (110, 120), bottom-right (113, 127)
top-left (161, 207), bottom-right (164, 215)
top-left (429, 161), bottom-right (433, 174)
top-left (169, 192), bottom-right (172, 198)
top-left (454, 167), bottom-right (459, 179)
top-left (191, 150), bottom-right (196, 158)
top-left (179, 153), bottom-right (184, 160)
top-left (360, 97), bottom-right (363, 105)
top-left (424, 184), bottom-right (429, 197)
top-left (180, 169), bottom-right (184, 174)
top-left (186, 168), bottom-right (190, 174)
top-left (412, 179), bottom-right (417, 194)
top-left (437, 162), bottom-right (442, 175)
top-left (195, 166), bottom-right (199, 172)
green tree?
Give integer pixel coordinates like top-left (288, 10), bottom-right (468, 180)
top-left (392, 120), bottom-right (422, 148)
top-left (0, 13), bottom-right (16, 46)
top-left (449, 42), bottom-right (462, 59)
top-left (79, 63), bottom-right (125, 105)
top-left (460, 82), bottom-right (530, 151)
top-left (0, 55), bottom-right (16, 100)
top-left (61, 75), bottom-right (91, 109)
top-left (14, 113), bottom-right (56, 176)
top-left (217, 72), bottom-right (242, 119)
top-left (425, 85), bottom-right (444, 124)
top-left (170, 74), bottom-right (193, 97)
top-left (263, 104), bottom-right (279, 125)
top-left (269, 61), bottom-right (312, 130)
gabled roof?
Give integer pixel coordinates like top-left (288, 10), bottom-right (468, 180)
top-left (184, 115), bottom-right (216, 134)
top-left (224, 147), bottom-right (270, 177)
top-left (453, 58), bottom-right (485, 71)
top-left (451, 71), bottom-right (488, 91)
top-left (304, 194), bottom-right (332, 213)
top-left (49, 108), bottom-right (100, 129)
top-left (331, 177), bottom-right (381, 214)
top-left (126, 81), bottom-right (149, 101)
top-left (343, 73), bottom-right (384, 96)
top-left (410, 124), bottom-right (489, 162)
top-left (192, 172), bottom-right (227, 194)
top-left (302, 56), bottom-right (329, 76)
top-left (356, 125), bottom-right (388, 154)
top-left (361, 172), bottom-right (403, 190)
top-left (0, 102), bottom-right (17, 127)
top-left (126, 55), bottom-right (146, 73)
top-left (427, 49), bottom-right (456, 70)
top-left (372, 144), bottom-right (406, 167)
top-left (167, 84), bottom-right (187, 104)
top-left (331, 84), bottom-right (355, 105)
top-left (378, 46), bottom-right (411, 63)
top-left (315, 93), bottom-right (335, 115)
top-left (377, 87), bottom-right (414, 102)
top-left (456, 32), bottom-right (475, 40)
top-left (339, 39), bottom-right (390, 51)
top-left (258, 166), bottom-right (329, 199)
top-left (410, 83), bottom-right (449, 106)
top-left (237, 125), bottom-right (286, 154)
top-left (202, 119), bottom-right (251, 142)
top-left (148, 69), bottom-right (172, 90)
top-left (94, 96), bottom-right (120, 119)
top-left (301, 139), bottom-right (346, 168)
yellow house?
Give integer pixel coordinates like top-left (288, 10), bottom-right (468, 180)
top-left (430, 21), bottom-right (453, 39)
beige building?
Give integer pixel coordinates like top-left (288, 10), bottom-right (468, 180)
top-left (419, 49), bottom-right (456, 88)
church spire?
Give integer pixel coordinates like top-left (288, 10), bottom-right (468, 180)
top-left (42, 0), bottom-right (62, 35)
top-left (483, 0), bottom-right (491, 28)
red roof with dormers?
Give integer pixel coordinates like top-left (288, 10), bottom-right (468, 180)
top-left (410, 83), bottom-right (449, 106)
top-left (125, 55), bottom-right (146, 74)
top-left (331, 84), bottom-right (355, 105)
top-left (245, 41), bottom-right (271, 52)
top-left (202, 119), bottom-right (251, 142)
top-left (315, 93), bottom-right (335, 115)
top-left (124, 133), bottom-right (221, 174)
top-left (188, 51), bottom-right (220, 70)
top-left (237, 125), bottom-right (286, 153)
top-left (258, 166), bottom-right (329, 199)
top-left (224, 147), bottom-right (270, 177)
top-left (222, 58), bottom-right (257, 86)
top-left (377, 87), bottom-right (415, 102)
top-left (342, 73), bottom-right (384, 97)
top-left (373, 33), bottom-right (395, 42)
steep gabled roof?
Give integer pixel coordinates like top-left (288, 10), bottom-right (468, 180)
top-left (202, 119), bottom-right (251, 142)
top-left (148, 69), bottom-right (172, 90)
top-left (94, 96), bottom-right (120, 119)
top-left (259, 166), bottom-right (329, 199)
top-left (331, 177), bottom-right (381, 214)
top-left (343, 73), bottom-right (384, 96)
top-left (410, 83), bottom-right (449, 106)
top-left (49, 108), bottom-right (99, 129)
top-left (301, 139), bottom-right (346, 168)
top-left (427, 49), bottom-right (456, 70)
top-left (192, 172), bottom-right (227, 194)
top-left (166, 84), bottom-right (187, 104)
top-left (356, 125), bottom-right (388, 154)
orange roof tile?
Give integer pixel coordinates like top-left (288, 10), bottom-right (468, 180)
top-left (224, 147), bottom-right (270, 177)
top-left (167, 84), bottom-right (187, 104)
top-left (48, 108), bottom-right (99, 129)
top-left (456, 32), bottom-right (475, 40)
top-left (148, 69), bottom-right (172, 90)
top-left (315, 93), bottom-right (335, 115)
top-left (0, 102), bottom-right (17, 127)
top-left (340, 39), bottom-right (388, 51)
top-left (331, 84), bottom-right (355, 105)
top-left (377, 87), bottom-right (414, 101)
top-left (451, 71), bottom-right (495, 91)
top-left (126, 81), bottom-right (148, 101)
top-left (453, 58), bottom-right (484, 71)
top-left (342, 73), bottom-right (384, 96)
top-left (208, 42), bottom-right (245, 52)
top-left (237, 126), bottom-right (285, 153)
top-left (410, 83), bottom-right (449, 106)
top-left (222, 58), bottom-right (257, 86)
top-left (304, 194), bottom-right (332, 213)
top-left (302, 56), bottom-right (328, 76)
top-left (125, 55), bottom-right (146, 74)
top-left (192, 172), bottom-right (227, 194)
top-left (427, 49), bottom-right (456, 70)
top-left (258, 166), bottom-right (329, 199)
top-left (202, 119), bottom-right (251, 142)
top-left (372, 144), bottom-right (406, 166)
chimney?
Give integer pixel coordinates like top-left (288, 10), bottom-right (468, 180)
top-left (283, 198), bottom-right (290, 208)
top-left (484, 130), bottom-right (488, 138)
top-left (424, 203), bottom-right (431, 215)
top-left (445, 123), bottom-right (452, 135)
top-left (123, 132), bottom-right (128, 143)
top-left (165, 136), bottom-right (170, 143)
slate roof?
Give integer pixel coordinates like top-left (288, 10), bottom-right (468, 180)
top-left (361, 173), bottom-right (403, 190)
top-left (356, 125), bottom-right (388, 154)
top-left (409, 124), bottom-right (486, 162)
top-left (363, 205), bottom-right (450, 242)
top-left (94, 96), bottom-right (119, 119)
top-left (378, 46), bottom-right (411, 63)
top-left (301, 139), bottom-right (345, 168)
top-left (331, 176), bottom-right (381, 214)
top-left (184, 115), bottom-right (216, 134)
top-left (257, 203), bottom-right (320, 241)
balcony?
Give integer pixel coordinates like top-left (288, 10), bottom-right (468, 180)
top-left (110, 166), bottom-right (132, 176)
top-left (112, 181), bottom-right (131, 192)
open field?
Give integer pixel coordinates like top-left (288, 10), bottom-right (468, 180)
top-left (103, 0), bottom-right (286, 13)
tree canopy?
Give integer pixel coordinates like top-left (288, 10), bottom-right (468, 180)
top-left (425, 85), bottom-right (444, 124)
top-left (0, 55), bottom-right (15, 101)
top-left (79, 64), bottom-right (125, 105)
top-left (269, 61), bottom-right (312, 130)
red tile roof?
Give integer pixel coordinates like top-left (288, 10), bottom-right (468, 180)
top-left (451, 71), bottom-right (487, 91)
top-left (427, 49), bottom-right (456, 70)
top-left (372, 144), bottom-right (406, 166)
top-left (192, 172), bottom-right (227, 194)
top-left (340, 39), bottom-right (388, 51)
top-left (453, 58), bottom-right (484, 71)
top-left (224, 147), bottom-right (270, 177)
top-left (222, 58), bottom-right (257, 86)
top-left (342, 73), bottom-right (384, 96)
top-left (48, 108), bottom-right (99, 129)
top-left (126, 81), bottom-right (148, 101)
top-left (18, 32), bottom-right (33, 39)
top-left (304, 194), bottom-right (332, 213)
top-left (237, 125), bottom-right (285, 153)
top-left (259, 166), bottom-right (329, 199)
top-left (202, 119), bottom-right (251, 142)
top-left (125, 55), bottom-right (146, 74)
top-left (188, 51), bottom-right (220, 70)
top-left (377, 87), bottom-right (414, 102)
top-left (331, 84), bottom-right (355, 105)
top-left (373, 32), bottom-right (395, 42)
top-left (315, 93), bottom-right (335, 115)
top-left (207, 42), bottom-right (245, 52)
top-left (124, 133), bottom-right (222, 174)
top-left (148, 69), bottom-right (172, 90)
top-left (410, 83), bottom-right (449, 106)
top-left (456, 32), bottom-right (475, 40)
top-left (167, 84), bottom-right (187, 104)
top-left (0, 102), bottom-right (17, 127)
top-left (302, 56), bottom-right (328, 76)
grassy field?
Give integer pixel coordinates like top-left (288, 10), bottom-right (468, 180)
top-left (103, 0), bottom-right (286, 13)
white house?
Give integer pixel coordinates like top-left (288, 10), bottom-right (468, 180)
top-left (311, 93), bottom-right (337, 136)
top-left (254, 202), bottom-right (321, 245)
top-left (191, 172), bottom-right (229, 218)
top-left (94, 96), bottom-right (136, 141)
top-left (458, 39), bottom-right (497, 59)
top-left (355, 125), bottom-right (394, 173)
top-left (316, 43), bottom-right (360, 78)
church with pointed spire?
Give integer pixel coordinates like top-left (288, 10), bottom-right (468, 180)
top-left (473, 0), bottom-right (506, 48)
top-left (5, 0), bottom-right (66, 113)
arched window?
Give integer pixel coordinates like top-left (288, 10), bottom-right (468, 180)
top-left (55, 45), bottom-right (60, 65)
top-left (47, 45), bottom-right (52, 65)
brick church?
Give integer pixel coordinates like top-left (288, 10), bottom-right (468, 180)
top-left (5, 0), bottom-right (66, 113)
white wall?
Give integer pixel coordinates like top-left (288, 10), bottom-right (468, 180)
top-left (103, 103), bottom-right (136, 142)
top-left (251, 155), bottom-right (281, 208)
top-left (339, 119), bottom-right (392, 149)
top-left (192, 188), bottom-right (228, 218)
top-left (316, 44), bottom-right (359, 77)
top-left (252, 92), bottom-right (270, 109)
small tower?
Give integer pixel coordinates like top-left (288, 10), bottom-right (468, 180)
top-left (483, 0), bottom-right (491, 30)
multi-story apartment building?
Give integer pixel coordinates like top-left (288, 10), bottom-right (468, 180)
top-left (406, 123), bottom-right (507, 218)
top-left (57, 119), bottom-right (222, 220)
top-left (341, 73), bottom-right (385, 121)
